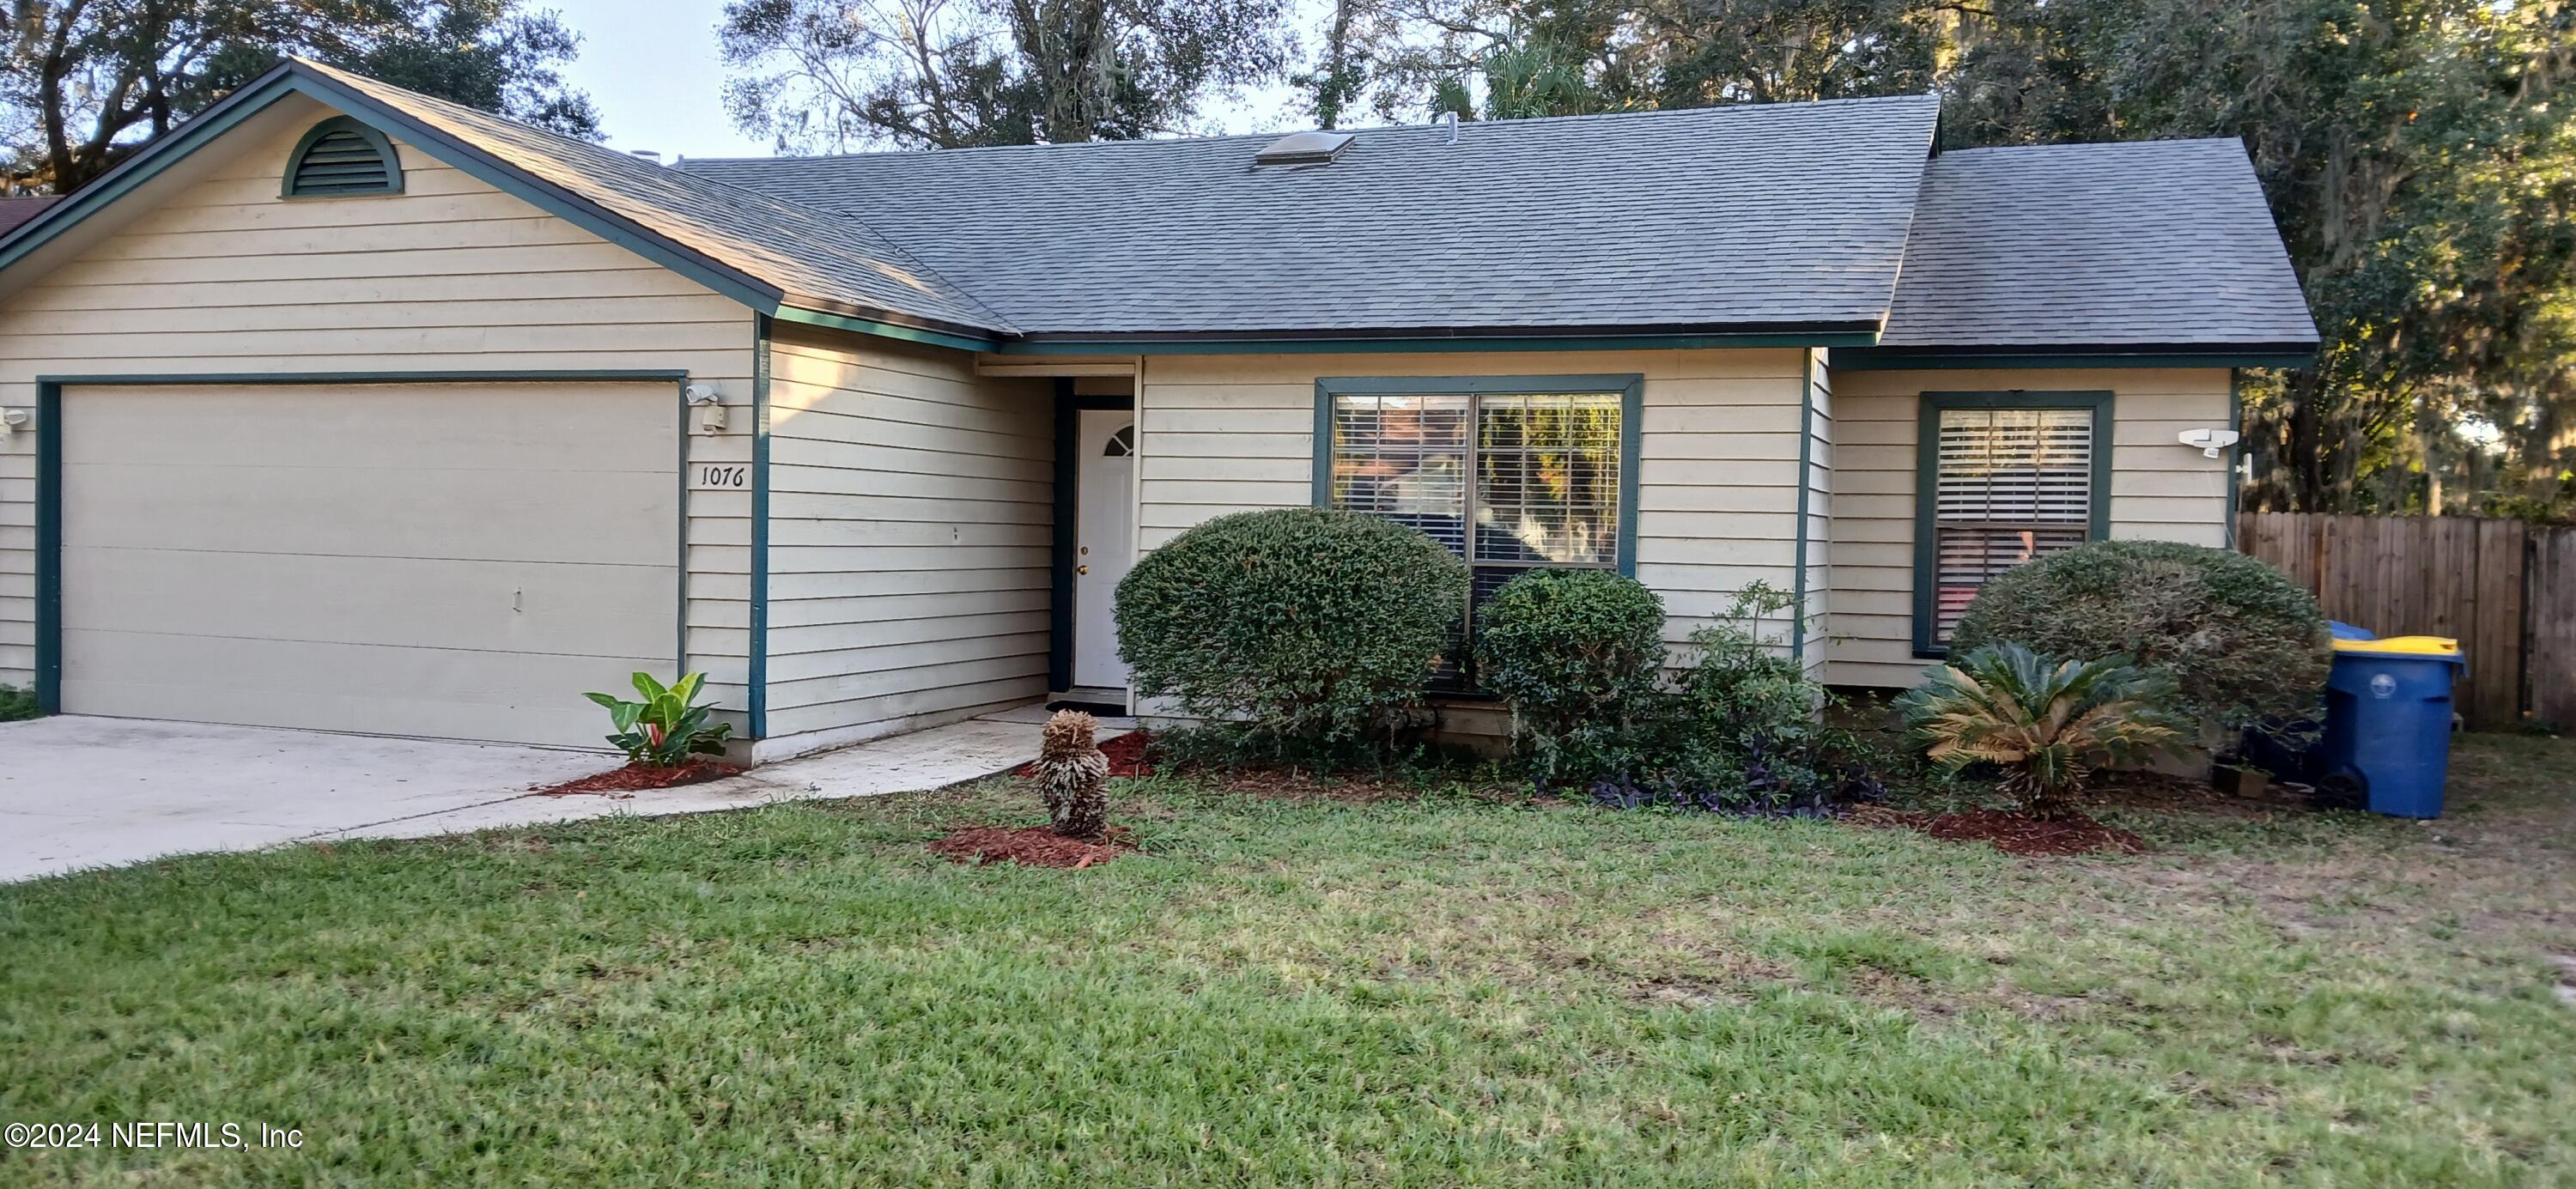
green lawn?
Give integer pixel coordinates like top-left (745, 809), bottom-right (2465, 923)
top-left (4, 736), bottom-right (2573, 1185)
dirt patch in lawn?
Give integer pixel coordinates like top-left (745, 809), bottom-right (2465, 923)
top-left (1854, 804), bottom-right (2148, 857)
top-left (2078, 767), bottom-right (2326, 819)
top-left (932, 825), bottom-right (1135, 869)
top-left (1016, 730), bottom-right (1155, 780)
top-left (534, 759), bottom-right (742, 797)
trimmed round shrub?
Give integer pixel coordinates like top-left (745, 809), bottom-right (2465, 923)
top-left (1949, 539), bottom-right (2330, 735)
top-left (1473, 570), bottom-right (1668, 781)
top-left (1115, 507), bottom-right (1467, 755)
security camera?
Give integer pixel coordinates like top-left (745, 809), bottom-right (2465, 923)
top-left (0, 409), bottom-right (26, 440)
top-left (2178, 428), bottom-right (2241, 458)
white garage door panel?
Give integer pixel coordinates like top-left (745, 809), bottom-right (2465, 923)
top-left (66, 464), bottom-right (674, 563)
top-left (62, 383), bottom-right (680, 748)
top-left (62, 631), bottom-right (652, 746)
top-left (63, 384), bottom-right (677, 471)
top-left (67, 549), bottom-right (673, 658)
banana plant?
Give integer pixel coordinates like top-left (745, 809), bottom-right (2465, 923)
top-left (1898, 643), bottom-right (2188, 819)
top-left (585, 671), bottom-right (732, 767)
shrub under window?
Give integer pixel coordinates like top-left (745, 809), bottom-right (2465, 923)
top-left (1948, 538), bottom-right (2331, 737)
top-left (1115, 507), bottom-right (1468, 759)
top-left (1473, 569), bottom-right (1667, 783)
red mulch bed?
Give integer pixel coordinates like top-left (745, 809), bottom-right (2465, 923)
top-left (930, 825), bottom-right (1134, 869)
top-left (1853, 805), bottom-right (2148, 857)
top-left (1014, 730), bottom-right (1154, 780)
top-left (534, 758), bottom-right (742, 797)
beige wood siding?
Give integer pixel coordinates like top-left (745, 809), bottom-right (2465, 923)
top-left (761, 325), bottom-right (1053, 755)
top-left (1823, 367), bottom-right (2235, 689)
top-left (1136, 349), bottom-right (1813, 655)
top-left (0, 99), bottom-right (756, 719)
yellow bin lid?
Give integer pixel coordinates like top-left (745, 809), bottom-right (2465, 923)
top-left (2331, 634), bottom-right (2463, 658)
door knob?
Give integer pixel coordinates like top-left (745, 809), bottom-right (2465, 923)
top-left (1077, 564), bottom-right (1091, 575)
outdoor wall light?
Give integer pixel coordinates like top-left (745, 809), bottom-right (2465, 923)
top-left (2178, 428), bottom-right (2241, 458)
top-left (685, 384), bottom-right (725, 433)
top-left (0, 409), bottom-right (27, 441)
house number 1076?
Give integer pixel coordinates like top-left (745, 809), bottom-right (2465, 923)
top-left (695, 464), bottom-right (748, 489)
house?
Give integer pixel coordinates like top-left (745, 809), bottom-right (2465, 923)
top-left (0, 58), bottom-right (2316, 758)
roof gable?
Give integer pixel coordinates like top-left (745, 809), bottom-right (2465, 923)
top-left (0, 59), bottom-right (1008, 342)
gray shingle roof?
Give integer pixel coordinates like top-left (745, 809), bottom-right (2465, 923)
top-left (303, 60), bottom-right (1009, 334)
top-left (677, 96), bottom-right (1942, 339)
top-left (1879, 139), bottom-right (2318, 350)
top-left (0, 195), bottom-right (60, 238)
top-left (5, 58), bottom-right (2316, 353)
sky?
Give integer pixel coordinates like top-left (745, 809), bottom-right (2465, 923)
top-left (541, 0), bottom-right (1316, 162)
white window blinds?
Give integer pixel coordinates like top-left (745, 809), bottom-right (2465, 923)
top-left (1929, 407), bottom-right (2096, 644)
top-left (1329, 388), bottom-right (1625, 685)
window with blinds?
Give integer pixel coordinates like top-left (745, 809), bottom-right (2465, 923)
top-left (1923, 405), bottom-right (2099, 646)
top-left (1327, 387), bottom-right (1625, 684)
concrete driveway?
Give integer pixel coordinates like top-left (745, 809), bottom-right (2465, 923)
top-left (0, 717), bottom-right (614, 881)
top-left (0, 707), bottom-right (1121, 883)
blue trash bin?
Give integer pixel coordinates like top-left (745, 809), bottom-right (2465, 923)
top-left (2320, 635), bottom-right (2465, 819)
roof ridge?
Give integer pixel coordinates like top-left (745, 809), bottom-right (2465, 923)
top-left (679, 92), bottom-right (1945, 167)
top-left (1936, 136), bottom-right (2249, 157)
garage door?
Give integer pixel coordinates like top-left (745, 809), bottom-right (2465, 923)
top-left (60, 382), bottom-right (680, 747)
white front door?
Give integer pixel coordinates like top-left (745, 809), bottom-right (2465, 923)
top-left (1073, 410), bottom-right (1136, 690)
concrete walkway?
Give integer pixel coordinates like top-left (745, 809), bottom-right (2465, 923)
top-left (1, 707), bottom-right (1131, 882)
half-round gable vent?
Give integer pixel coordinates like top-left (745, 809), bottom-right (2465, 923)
top-left (283, 118), bottom-right (404, 197)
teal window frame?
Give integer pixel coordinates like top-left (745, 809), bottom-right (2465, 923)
top-left (1311, 373), bottom-right (1643, 578)
top-left (281, 116), bottom-right (404, 198)
top-left (1911, 390), bottom-right (2114, 658)
top-left (1312, 373), bottom-right (1642, 690)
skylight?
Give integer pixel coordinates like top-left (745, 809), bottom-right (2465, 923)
top-left (1255, 130), bottom-right (1354, 166)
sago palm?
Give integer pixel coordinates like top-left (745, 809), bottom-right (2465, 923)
top-left (1897, 643), bottom-right (2188, 819)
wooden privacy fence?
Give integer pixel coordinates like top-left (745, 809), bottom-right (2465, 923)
top-left (2238, 512), bottom-right (2576, 729)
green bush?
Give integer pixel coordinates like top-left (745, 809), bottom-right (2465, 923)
top-left (1115, 507), bottom-right (1468, 760)
top-left (1473, 569), bottom-right (1668, 782)
top-left (0, 683), bottom-right (35, 722)
top-left (1668, 583), bottom-right (1816, 753)
top-left (1950, 539), bottom-right (2330, 736)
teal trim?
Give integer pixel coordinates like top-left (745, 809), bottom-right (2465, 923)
top-left (281, 116), bottom-right (402, 198)
top-left (770, 306), bottom-right (999, 354)
top-left (34, 369), bottom-right (687, 385)
top-left (0, 62), bottom-right (790, 317)
top-left (1010, 331), bottom-right (1875, 356)
top-left (1614, 377), bottom-right (1642, 579)
top-left (2226, 368), bottom-right (2245, 549)
top-left (1790, 349), bottom-right (1816, 669)
top-left (672, 378), bottom-right (691, 673)
top-left (747, 315), bottom-right (773, 740)
top-left (1910, 390), bottom-right (2115, 658)
top-left (1836, 350), bottom-right (2314, 372)
top-left (280, 70), bottom-right (789, 314)
top-left (1308, 384), bottom-right (1336, 507)
top-left (1048, 389), bottom-right (1135, 693)
top-left (33, 382), bottom-right (61, 715)
top-left (1313, 373), bottom-right (1643, 576)
top-left (0, 70), bottom-right (294, 280)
